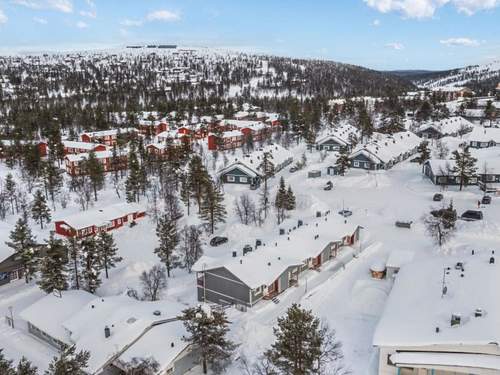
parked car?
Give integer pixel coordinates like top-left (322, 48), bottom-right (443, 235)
top-left (482, 195), bottom-right (492, 205)
top-left (323, 181), bottom-right (333, 191)
top-left (289, 166), bottom-right (298, 173)
top-left (433, 193), bottom-right (444, 202)
top-left (210, 236), bottom-right (228, 247)
top-left (460, 210), bottom-right (483, 221)
top-left (243, 245), bottom-right (253, 255)
top-left (338, 209), bottom-right (352, 217)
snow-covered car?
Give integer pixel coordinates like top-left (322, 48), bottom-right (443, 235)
top-left (210, 236), bottom-right (228, 246)
top-left (433, 193), bottom-right (444, 202)
top-left (289, 166), bottom-right (299, 173)
top-left (482, 195), bottom-right (492, 205)
top-left (338, 209), bottom-right (352, 217)
top-left (323, 181), bottom-right (333, 191)
top-left (460, 210), bottom-right (483, 221)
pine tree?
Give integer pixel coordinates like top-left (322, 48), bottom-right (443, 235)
top-left (357, 104), bottom-right (373, 142)
top-left (45, 345), bottom-right (90, 375)
top-left (126, 151), bottom-right (141, 203)
top-left (38, 233), bottom-right (68, 293)
top-left (5, 173), bottom-right (17, 215)
top-left (6, 218), bottom-right (37, 283)
top-left (484, 100), bottom-right (496, 126)
top-left (80, 237), bottom-right (102, 293)
top-left (274, 177), bottom-right (287, 224)
top-left (285, 185), bottom-right (296, 211)
top-left (0, 349), bottom-right (15, 375)
top-left (335, 148), bottom-right (350, 176)
top-left (264, 303), bottom-right (344, 375)
top-left (84, 151), bottom-right (105, 201)
top-left (180, 305), bottom-right (237, 374)
top-left (258, 151), bottom-right (275, 193)
top-left (180, 173), bottom-right (191, 216)
top-left (41, 159), bottom-right (63, 208)
top-left (259, 182), bottom-right (271, 221)
top-left (155, 214), bottom-right (179, 277)
top-left (31, 190), bottom-right (51, 229)
top-left (15, 357), bottom-right (38, 375)
top-left (417, 141), bottom-right (431, 165)
top-left (95, 231), bottom-right (122, 279)
top-left (199, 181), bottom-right (227, 234)
top-left (66, 237), bottom-right (81, 290)
top-left (452, 147), bottom-right (477, 191)
top-left (187, 156), bottom-right (210, 212)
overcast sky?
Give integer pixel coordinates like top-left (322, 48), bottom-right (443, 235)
top-left (0, 0), bottom-right (499, 70)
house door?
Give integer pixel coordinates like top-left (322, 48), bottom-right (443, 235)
top-left (127, 214), bottom-right (134, 222)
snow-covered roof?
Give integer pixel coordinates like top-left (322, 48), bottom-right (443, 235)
top-left (62, 295), bottom-right (185, 374)
top-left (65, 150), bottom-right (114, 163)
top-left (236, 144), bottom-right (293, 169)
top-left (218, 162), bottom-right (260, 178)
top-left (390, 352), bottom-right (500, 372)
top-left (63, 140), bottom-right (107, 151)
top-left (418, 116), bottom-right (472, 136)
top-left (467, 126), bottom-right (500, 143)
top-left (56, 202), bottom-right (145, 230)
top-left (19, 290), bottom-right (95, 344)
top-left (350, 131), bottom-right (421, 164)
top-left (115, 320), bottom-right (189, 373)
top-left (471, 148), bottom-right (500, 175)
top-left (425, 159), bottom-right (455, 174)
top-left (386, 250), bottom-right (414, 269)
top-left (81, 128), bottom-right (137, 138)
top-left (0, 221), bottom-right (14, 261)
top-left (193, 215), bottom-right (359, 289)
top-left (373, 253), bottom-right (500, 347)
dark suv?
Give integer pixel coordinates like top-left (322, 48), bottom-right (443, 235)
top-left (461, 210), bottom-right (483, 221)
top-left (210, 236), bottom-right (228, 247)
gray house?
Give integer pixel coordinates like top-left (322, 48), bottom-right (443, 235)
top-left (423, 159), bottom-right (478, 186)
top-left (193, 216), bottom-right (360, 308)
top-left (218, 162), bottom-right (261, 187)
top-left (349, 150), bottom-right (385, 170)
top-left (315, 135), bottom-right (349, 152)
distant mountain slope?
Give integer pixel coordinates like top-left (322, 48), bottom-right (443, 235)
top-left (415, 60), bottom-right (500, 94)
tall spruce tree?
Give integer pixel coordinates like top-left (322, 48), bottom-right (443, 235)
top-left (187, 155), bottom-right (210, 212)
top-left (285, 185), bottom-right (296, 211)
top-left (199, 181), bottom-right (227, 234)
top-left (452, 147), bottom-right (477, 191)
top-left (180, 305), bottom-right (237, 374)
top-left (180, 173), bottom-right (191, 216)
top-left (6, 218), bottom-right (37, 283)
top-left (417, 141), bottom-right (431, 165)
top-left (95, 231), bottom-right (122, 279)
top-left (155, 214), bottom-right (179, 277)
top-left (31, 189), bottom-right (51, 229)
top-left (41, 159), bottom-right (63, 208)
top-left (84, 151), bottom-right (105, 201)
top-left (335, 148), bottom-right (350, 176)
top-left (5, 173), bottom-right (17, 215)
top-left (126, 151), bottom-right (142, 203)
top-left (264, 303), bottom-right (344, 375)
top-left (38, 234), bottom-right (68, 293)
top-left (80, 237), bottom-right (102, 293)
top-left (258, 151), bottom-right (275, 194)
top-left (274, 177), bottom-right (288, 224)
top-left (15, 357), bottom-right (38, 375)
top-left (66, 237), bottom-right (81, 290)
top-left (45, 345), bottom-right (90, 375)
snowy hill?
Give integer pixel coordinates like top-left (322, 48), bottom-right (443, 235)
top-left (416, 60), bottom-right (500, 92)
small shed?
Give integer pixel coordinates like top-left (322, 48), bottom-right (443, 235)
top-left (386, 250), bottom-right (414, 279)
top-left (308, 170), bottom-right (322, 178)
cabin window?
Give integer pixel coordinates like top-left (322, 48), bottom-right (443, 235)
top-left (240, 176), bottom-right (248, 183)
top-left (353, 161), bottom-right (359, 167)
top-left (227, 175), bottom-right (235, 182)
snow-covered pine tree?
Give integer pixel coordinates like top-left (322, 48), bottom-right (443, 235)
top-left (0, 349), bottom-right (15, 375)
top-left (14, 356), bottom-right (38, 375)
top-left (31, 189), bottom-right (51, 229)
top-left (45, 345), bottom-right (90, 375)
top-left (126, 148), bottom-right (142, 203)
top-left (264, 303), bottom-right (344, 375)
top-left (199, 180), bottom-right (227, 234)
top-left (155, 214), bottom-right (179, 277)
top-left (180, 173), bottom-right (191, 216)
top-left (41, 159), bottom-right (63, 208)
top-left (187, 155), bottom-right (210, 212)
top-left (452, 147), bottom-right (477, 191)
top-left (38, 233), bottom-right (68, 293)
top-left (274, 177), bottom-right (287, 224)
top-left (417, 141), bottom-right (431, 165)
top-left (4, 173), bottom-right (17, 215)
top-left (6, 218), bottom-right (37, 283)
top-left (285, 185), bottom-right (296, 211)
top-left (95, 231), bottom-right (122, 279)
top-left (180, 305), bottom-right (237, 374)
top-left (258, 152), bottom-right (275, 193)
top-left (335, 148), bottom-right (350, 176)
top-left (80, 237), bottom-right (103, 293)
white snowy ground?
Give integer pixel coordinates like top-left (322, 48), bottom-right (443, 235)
top-left (1, 143), bottom-right (498, 374)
